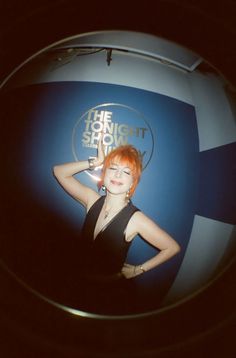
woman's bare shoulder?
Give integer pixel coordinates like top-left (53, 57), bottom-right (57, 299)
top-left (126, 210), bottom-right (160, 238)
top-left (131, 210), bottom-right (148, 222)
top-left (86, 190), bottom-right (101, 212)
top-left (125, 210), bottom-right (145, 241)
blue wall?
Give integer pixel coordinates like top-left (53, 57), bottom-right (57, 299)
top-left (197, 142), bottom-right (236, 224)
top-left (1, 81), bottom-right (199, 309)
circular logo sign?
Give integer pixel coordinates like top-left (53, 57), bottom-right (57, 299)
top-left (72, 103), bottom-right (154, 180)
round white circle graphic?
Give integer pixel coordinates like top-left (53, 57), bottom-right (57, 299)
top-left (72, 103), bottom-right (154, 180)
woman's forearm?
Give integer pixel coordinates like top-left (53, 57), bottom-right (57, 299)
top-left (138, 243), bottom-right (180, 273)
top-left (53, 135), bottom-right (104, 180)
top-left (53, 142), bottom-right (104, 205)
top-left (53, 160), bottom-right (91, 179)
top-left (122, 243), bottom-right (180, 279)
top-left (53, 159), bottom-right (101, 206)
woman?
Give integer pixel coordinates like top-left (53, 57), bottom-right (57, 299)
top-left (53, 136), bottom-right (180, 314)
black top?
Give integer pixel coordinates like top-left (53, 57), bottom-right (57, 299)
top-left (81, 195), bottom-right (140, 277)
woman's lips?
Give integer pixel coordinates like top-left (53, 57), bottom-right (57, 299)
top-left (110, 180), bottom-right (123, 186)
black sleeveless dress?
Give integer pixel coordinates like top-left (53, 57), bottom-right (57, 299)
top-left (75, 195), bottom-right (140, 315)
top-left (82, 195), bottom-right (140, 277)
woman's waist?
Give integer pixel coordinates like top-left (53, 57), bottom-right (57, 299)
top-left (82, 270), bottom-right (124, 283)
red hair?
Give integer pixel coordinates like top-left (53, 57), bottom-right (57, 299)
top-left (99, 145), bottom-right (142, 197)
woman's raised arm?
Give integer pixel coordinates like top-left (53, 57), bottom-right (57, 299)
top-left (53, 135), bottom-right (105, 209)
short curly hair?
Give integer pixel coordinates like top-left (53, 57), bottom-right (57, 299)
top-left (99, 145), bottom-right (143, 197)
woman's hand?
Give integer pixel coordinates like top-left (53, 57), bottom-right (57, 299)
top-left (94, 133), bottom-right (105, 167)
top-left (121, 263), bottom-right (144, 279)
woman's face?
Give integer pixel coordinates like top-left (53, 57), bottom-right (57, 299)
top-left (103, 161), bottom-right (134, 196)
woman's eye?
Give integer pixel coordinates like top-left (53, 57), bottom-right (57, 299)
top-left (124, 171), bottom-right (130, 175)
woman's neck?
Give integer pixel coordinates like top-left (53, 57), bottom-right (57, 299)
top-left (104, 192), bottom-right (128, 211)
top-left (103, 193), bottom-right (128, 220)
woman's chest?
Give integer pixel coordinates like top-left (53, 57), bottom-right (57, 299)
top-left (93, 208), bottom-right (122, 240)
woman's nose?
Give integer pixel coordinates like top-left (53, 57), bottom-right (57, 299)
top-left (115, 169), bottom-right (122, 178)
